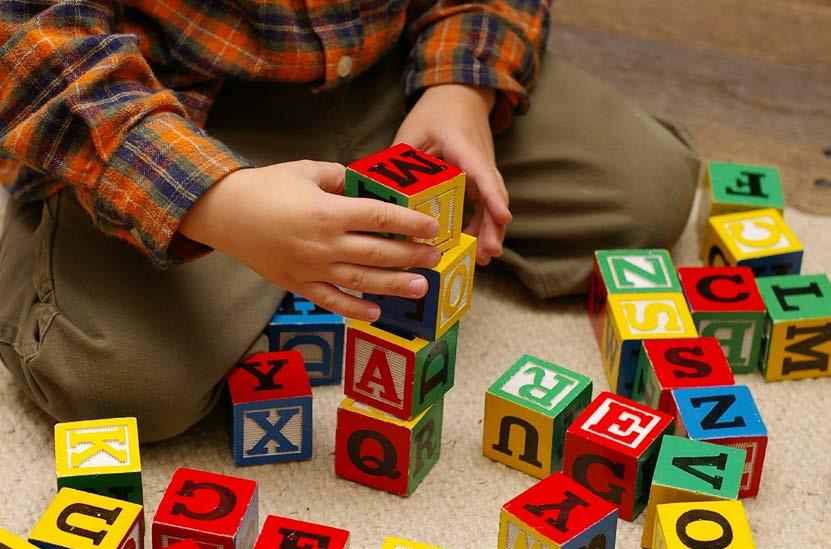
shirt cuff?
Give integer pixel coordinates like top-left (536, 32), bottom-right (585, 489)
top-left (92, 111), bottom-right (253, 266)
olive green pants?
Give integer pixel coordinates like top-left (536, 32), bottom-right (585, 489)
top-left (0, 48), bottom-right (699, 442)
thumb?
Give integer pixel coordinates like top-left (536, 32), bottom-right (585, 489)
top-left (308, 161), bottom-right (347, 195)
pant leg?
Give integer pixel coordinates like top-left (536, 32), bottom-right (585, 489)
top-left (0, 192), bottom-right (282, 442)
top-left (493, 54), bottom-right (701, 298)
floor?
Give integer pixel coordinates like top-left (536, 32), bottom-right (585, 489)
top-left (2, 2), bottom-right (831, 547)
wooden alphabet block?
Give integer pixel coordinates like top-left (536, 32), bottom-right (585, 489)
top-left (588, 249), bottom-right (681, 346)
top-left (697, 161), bottom-right (784, 233)
top-left (701, 208), bottom-right (803, 277)
top-left (344, 320), bottom-right (457, 420)
top-left (29, 488), bottom-right (143, 549)
top-left (563, 392), bottom-right (674, 521)
top-left (166, 541), bottom-right (201, 549)
top-left (345, 143), bottom-right (465, 252)
top-left (266, 293), bottom-right (346, 386)
top-left (0, 527), bottom-right (38, 548)
top-left (228, 351), bottom-right (313, 465)
top-left (672, 385), bottom-right (767, 498)
top-left (255, 515), bottom-right (350, 549)
top-left (633, 337), bottom-right (735, 415)
top-left (335, 397), bottom-right (443, 496)
top-left (482, 355), bottom-right (592, 478)
top-left (756, 273), bottom-right (831, 381)
top-left (678, 266), bottom-right (767, 374)
top-left (54, 417), bottom-right (142, 505)
top-left (601, 292), bottom-right (697, 397)
top-left (640, 435), bottom-right (745, 548)
top-left (381, 537), bottom-right (442, 549)
top-left (653, 500), bottom-right (755, 548)
top-left (152, 468), bottom-right (258, 548)
top-left (364, 233), bottom-right (476, 341)
top-left (499, 471), bottom-right (617, 549)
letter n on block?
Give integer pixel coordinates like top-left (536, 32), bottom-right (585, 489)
top-left (588, 249), bottom-right (681, 346)
top-left (54, 417), bottom-right (142, 505)
top-left (653, 500), bottom-right (755, 548)
top-left (345, 143), bottom-right (466, 252)
top-left (672, 385), bottom-right (767, 498)
top-left (266, 292), bottom-right (346, 386)
top-left (228, 351), bottom-right (313, 465)
top-left (563, 392), bottom-right (674, 521)
top-left (499, 471), bottom-right (617, 549)
top-left (483, 355), bottom-right (592, 479)
top-left (345, 320), bottom-right (457, 420)
top-left (335, 397), bottom-right (443, 496)
top-left (28, 487), bottom-right (143, 549)
top-left (756, 273), bottom-right (831, 381)
top-left (255, 515), bottom-right (350, 549)
top-left (152, 468), bottom-right (258, 548)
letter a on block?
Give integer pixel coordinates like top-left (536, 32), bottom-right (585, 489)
top-left (356, 348), bottom-right (402, 405)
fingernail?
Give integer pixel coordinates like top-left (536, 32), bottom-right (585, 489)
top-left (429, 249), bottom-right (441, 266)
top-left (367, 307), bottom-right (380, 322)
top-left (428, 220), bottom-right (439, 238)
top-left (409, 277), bottom-right (427, 297)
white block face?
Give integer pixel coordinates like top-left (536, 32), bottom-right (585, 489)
top-left (619, 299), bottom-right (688, 336)
top-left (495, 359), bottom-right (581, 413)
top-left (235, 489), bottom-right (258, 549)
top-left (350, 337), bottom-right (407, 411)
top-left (243, 405), bottom-right (306, 458)
top-left (698, 318), bottom-right (758, 368)
top-left (413, 186), bottom-right (460, 246)
top-left (439, 247), bottom-right (474, 328)
top-left (723, 215), bottom-right (792, 253)
top-left (580, 396), bottom-right (663, 450)
top-left (606, 254), bottom-right (674, 290)
top-left (505, 517), bottom-right (554, 549)
top-left (64, 423), bottom-right (135, 470)
top-left (279, 329), bottom-right (338, 380)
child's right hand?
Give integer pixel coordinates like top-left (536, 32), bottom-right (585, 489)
top-left (179, 160), bottom-right (441, 322)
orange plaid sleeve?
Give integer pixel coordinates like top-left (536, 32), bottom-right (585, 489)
top-left (0, 1), bottom-right (251, 265)
top-left (404, 0), bottom-right (552, 133)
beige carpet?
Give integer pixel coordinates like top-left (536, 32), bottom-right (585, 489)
top-left (2, 185), bottom-right (831, 547)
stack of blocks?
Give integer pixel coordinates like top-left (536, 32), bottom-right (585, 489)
top-left (334, 143), bottom-right (476, 496)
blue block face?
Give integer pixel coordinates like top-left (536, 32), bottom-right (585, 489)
top-left (672, 385), bottom-right (766, 441)
top-left (615, 339), bottom-right (642, 398)
top-left (739, 251), bottom-right (802, 277)
top-left (268, 294), bottom-right (345, 385)
top-left (562, 509), bottom-right (617, 549)
top-left (363, 268), bottom-right (440, 340)
top-left (233, 397), bottom-right (313, 465)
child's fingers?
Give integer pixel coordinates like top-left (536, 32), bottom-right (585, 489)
top-left (293, 160), bottom-right (347, 194)
top-left (477, 210), bottom-right (504, 265)
top-left (460, 149), bottom-right (512, 225)
top-left (328, 264), bottom-right (429, 299)
top-left (340, 234), bottom-right (441, 268)
top-left (464, 202), bottom-right (485, 237)
top-left (301, 282), bottom-right (380, 322)
top-left (339, 197), bottom-right (439, 239)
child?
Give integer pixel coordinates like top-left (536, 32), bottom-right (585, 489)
top-left (0, 1), bottom-right (699, 441)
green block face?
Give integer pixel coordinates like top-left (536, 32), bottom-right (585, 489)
top-left (412, 322), bottom-right (458, 417)
top-left (57, 471), bottom-right (143, 505)
top-left (408, 399), bottom-right (444, 494)
top-left (634, 435), bottom-right (667, 517)
top-left (695, 312), bottom-right (765, 374)
top-left (345, 168), bottom-right (408, 239)
top-left (653, 435), bottom-right (744, 498)
top-left (757, 274), bottom-right (831, 322)
top-left (595, 249), bottom-right (681, 294)
top-left (633, 349), bottom-right (661, 407)
top-left (708, 161), bottom-right (784, 211)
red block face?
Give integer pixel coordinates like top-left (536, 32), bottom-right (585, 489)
top-left (643, 337), bottom-right (735, 413)
top-left (228, 351), bottom-right (311, 404)
top-left (588, 259), bottom-right (609, 345)
top-left (255, 515), bottom-right (350, 549)
top-left (152, 468), bottom-right (259, 548)
top-left (678, 266), bottom-right (765, 313)
top-left (345, 326), bottom-right (414, 417)
top-left (334, 403), bottom-right (412, 496)
top-left (564, 392), bottom-right (673, 521)
top-left (709, 436), bottom-right (768, 499)
top-left (347, 143), bottom-right (462, 197)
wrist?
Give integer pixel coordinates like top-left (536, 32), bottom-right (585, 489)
top-left (421, 84), bottom-right (496, 114)
top-left (179, 167), bottom-right (248, 249)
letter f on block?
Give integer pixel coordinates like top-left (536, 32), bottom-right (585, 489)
top-left (68, 427), bottom-right (129, 468)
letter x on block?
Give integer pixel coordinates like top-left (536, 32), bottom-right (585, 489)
top-left (228, 351), bottom-right (313, 465)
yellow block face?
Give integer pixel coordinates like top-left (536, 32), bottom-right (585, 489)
top-left (434, 233), bottom-right (477, 338)
top-left (54, 418), bottom-right (140, 478)
top-left (382, 536), bottom-right (444, 549)
top-left (609, 293), bottom-right (697, 340)
top-left (0, 528), bottom-right (38, 548)
top-left (600, 304), bottom-right (624, 392)
top-left (29, 488), bottom-right (143, 549)
top-left (340, 397), bottom-right (426, 428)
top-left (483, 392), bottom-right (553, 479)
top-left (653, 500), bottom-right (754, 549)
top-left (412, 172), bottom-right (466, 253)
top-left (641, 485), bottom-right (727, 548)
top-left (498, 509), bottom-right (557, 549)
top-left (763, 318), bottom-right (831, 381)
top-left (709, 209), bottom-right (802, 262)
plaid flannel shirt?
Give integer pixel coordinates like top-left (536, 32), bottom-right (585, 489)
top-left (0, 0), bottom-right (551, 264)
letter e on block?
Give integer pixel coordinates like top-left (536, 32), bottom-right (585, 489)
top-left (255, 515), bottom-right (350, 549)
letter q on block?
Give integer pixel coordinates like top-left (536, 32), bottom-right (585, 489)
top-left (563, 392), bottom-right (674, 521)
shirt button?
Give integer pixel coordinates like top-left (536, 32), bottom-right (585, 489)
top-left (337, 55), bottom-right (354, 78)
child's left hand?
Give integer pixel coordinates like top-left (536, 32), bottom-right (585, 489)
top-left (394, 84), bottom-right (512, 265)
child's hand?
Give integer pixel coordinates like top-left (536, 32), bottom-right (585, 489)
top-left (179, 160), bottom-right (441, 321)
top-left (394, 84), bottom-right (512, 265)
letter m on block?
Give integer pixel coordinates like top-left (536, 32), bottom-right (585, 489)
top-left (782, 323), bottom-right (831, 375)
